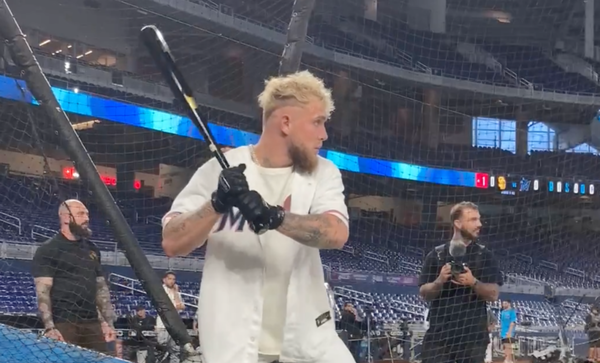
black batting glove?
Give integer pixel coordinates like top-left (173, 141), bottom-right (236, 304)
top-left (211, 164), bottom-right (249, 214)
top-left (234, 191), bottom-right (285, 235)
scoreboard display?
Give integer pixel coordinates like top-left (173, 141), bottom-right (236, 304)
top-left (487, 175), bottom-right (595, 196)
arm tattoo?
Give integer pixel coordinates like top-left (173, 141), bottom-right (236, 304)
top-left (34, 278), bottom-right (54, 329)
top-left (97, 309), bottom-right (105, 323)
top-left (164, 203), bottom-right (216, 235)
top-left (96, 277), bottom-right (115, 328)
top-left (277, 213), bottom-right (348, 249)
top-left (473, 281), bottom-right (499, 302)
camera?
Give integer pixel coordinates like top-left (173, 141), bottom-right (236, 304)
top-left (449, 261), bottom-right (466, 275)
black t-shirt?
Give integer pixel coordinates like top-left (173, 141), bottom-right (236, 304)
top-left (340, 310), bottom-right (362, 339)
top-left (31, 233), bottom-right (104, 323)
top-left (129, 315), bottom-right (156, 346)
top-left (418, 242), bottom-right (503, 344)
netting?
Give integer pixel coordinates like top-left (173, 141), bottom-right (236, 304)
top-left (0, 0), bottom-right (599, 362)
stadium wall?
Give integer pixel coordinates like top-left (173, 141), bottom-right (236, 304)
top-left (0, 149), bottom-right (160, 193)
top-left (0, 259), bottom-right (200, 284)
top-left (2, 259), bottom-right (589, 304)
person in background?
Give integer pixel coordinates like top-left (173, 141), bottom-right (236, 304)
top-left (340, 302), bottom-right (363, 362)
top-left (32, 200), bottom-right (116, 354)
top-left (585, 305), bottom-right (600, 362)
top-left (155, 271), bottom-right (185, 363)
top-left (192, 311), bottom-right (200, 348)
top-left (500, 299), bottom-right (517, 363)
top-left (418, 202), bottom-right (502, 363)
top-left (485, 308), bottom-right (497, 363)
top-left (129, 306), bottom-right (156, 363)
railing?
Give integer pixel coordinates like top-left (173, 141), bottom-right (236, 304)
top-left (0, 212), bottom-right (21, 234)
top-left (29, 225), bottom-right (118, 253)
top-left (333, 286), bottom-right (374, 304)
top-left (91, 240), bottom-right (119, 253)
top-left (503, 67), bottom-right (519, 84)
top-left (540, 260), bottom-right (559, 271)
top-left (404, 246), bottom-right (424, 257)
top-left (0, 240), bottom-right (204, 271)
top-left (515, 253), bottom-right (533, 264)
top-left (364, 250), bottom-right (388, 264)
top-left (30, 224), bottom-right (56, 240)
top-left (145, 215), bottom-right (162, 226)
top-left (109, 273), bottom-right (198, 309)
top-left (565, 267), bottom-right (585, 278)
top-left (519, 77), bottom-right (534, 90)
top-left (562, 299), bottom-right (588, 311)
top-left (398, 261), bottom-right (421, 273)
top-left (505, 273), bottom-right (546, 287)
top-left (109, 273), bottom-right (340, 316)
top-left (341, 245), bottom-right (354, 254)
top-left (390, 298), bottom-right (425, 315)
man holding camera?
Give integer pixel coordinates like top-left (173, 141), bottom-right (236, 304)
top-left (418, 202), bottom-right (502, 363)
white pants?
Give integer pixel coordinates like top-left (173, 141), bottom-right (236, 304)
top-left (485, 333), bottom-right (493, 363)
top-left (257, 336), bottom-right (355, 363)
top-left (136, 349), bottom-right (148, 363)
top-left (157, 329), bottom-right (181, 363)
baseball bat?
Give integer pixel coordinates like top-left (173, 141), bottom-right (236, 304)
top-left (139, 25), bottom-right (230, 169)
top-left (140, 25), bottom-right (270, 235)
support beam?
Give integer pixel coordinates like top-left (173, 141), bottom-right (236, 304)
top-left (585, 0), bottom-right (595, 59)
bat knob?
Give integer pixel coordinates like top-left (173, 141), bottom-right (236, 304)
top-left (250, 221), bottom-right (269, 235)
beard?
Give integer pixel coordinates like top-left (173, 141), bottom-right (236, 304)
top-left (459, 227), bottom-right (479, 241)
top-left (289, 142), bottom-right (318, 174)
top-left (69, 221), bottom-right (92, 239)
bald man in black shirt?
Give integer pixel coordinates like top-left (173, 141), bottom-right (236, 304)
top-left (32, 200), bottom-right (116, 354)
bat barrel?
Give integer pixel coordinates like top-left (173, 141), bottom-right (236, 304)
top-left (139, 25), bottom-right (230, 170)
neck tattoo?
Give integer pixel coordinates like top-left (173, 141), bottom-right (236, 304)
top-left (249, 145), bottom-right (261, 167)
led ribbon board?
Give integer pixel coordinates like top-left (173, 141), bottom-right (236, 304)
top-left (0, 74), bottom-right (486, 188)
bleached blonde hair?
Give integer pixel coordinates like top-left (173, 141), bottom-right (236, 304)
top-left (257, 70), bottom-right (335, 120)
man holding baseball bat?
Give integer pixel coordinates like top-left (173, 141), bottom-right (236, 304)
top-left (161, 70), bottom-right (354, 363)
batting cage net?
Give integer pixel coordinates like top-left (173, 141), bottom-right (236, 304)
top-left (0, 0), bottom-right (600, 362)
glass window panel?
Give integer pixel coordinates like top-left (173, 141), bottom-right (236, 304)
top-left (528, 122), bottom-right (550, 133)
top-left (501, 130), bottom-right (516, 142)
top-left (567, 143), bottom-right (599, 154)
top-left (475, 117), bottom-right (500, 130)
top-left (529, 131), bottom-right (550, 151)
top-left (476, 129), bottom-right (499, 147)
top-left (501, 140), bottom-right (516, 153)
top-left (500, 121), bottom-right (516, 132)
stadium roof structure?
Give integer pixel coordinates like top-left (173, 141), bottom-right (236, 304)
top-left (4, 0), bottom-right (600, 185)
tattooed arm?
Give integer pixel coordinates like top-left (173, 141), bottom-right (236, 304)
top-left (96, 277), bottom-right (116, 329)
top-left (277, 164), bottom-right (350, 249)
top-left (34, 277), bottom-right (55, 329)
top-left (162, 203), bottom-right (221, 257)
top-left (162, 161), bottom-right (224, 257)
top-left (277, 213), bottom-right (349, 249)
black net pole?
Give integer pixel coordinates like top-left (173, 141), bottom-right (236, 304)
top-left (0, 0), bottom-right (194, 350)
top-left (279, 0), bottom-right (316, 76)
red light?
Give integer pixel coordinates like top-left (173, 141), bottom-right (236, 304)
top-left (62, 166), bottom-right (75, 179)
top-left (475, 173), bottom-right (489, 189)
top-left (133, 180), bottom-right (141, 190)
top-left (100, 175), bottom-right (117, 186)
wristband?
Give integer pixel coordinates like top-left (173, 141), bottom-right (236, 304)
top-left (210, 191), bottom-right (228, 214)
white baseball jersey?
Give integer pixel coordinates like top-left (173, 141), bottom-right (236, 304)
top-left (162, 146), bottom-right (351, 363)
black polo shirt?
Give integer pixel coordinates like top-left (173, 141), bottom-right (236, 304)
top-left (31, 233), bottom-right (104, 323)
top-left (418, 242), bottom-right (503, 344)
